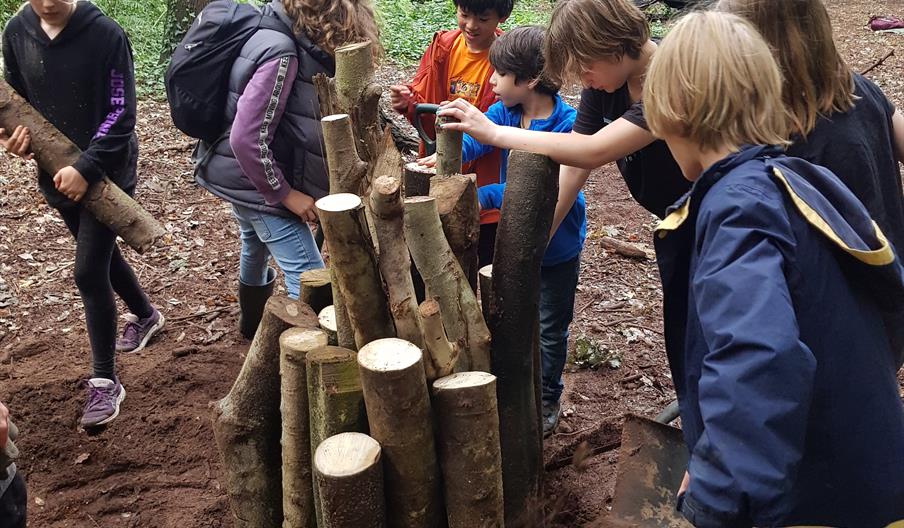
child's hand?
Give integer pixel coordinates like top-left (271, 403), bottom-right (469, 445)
top-left (389, 85), bottom-right (412, 113)
top-left (283, 189), bottom-right (318, 222)
top-left (417, 153), bottom-right (437, 168)
top-left (678, 470), bottom-right (689, 497)
top-left (53, 166), bottom-right (89, 202)
top-left (0, 126), bottom-right (34, 160)
top-left (437, 99), bottom-right (498, 145)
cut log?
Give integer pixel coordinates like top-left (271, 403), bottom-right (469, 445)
top-left (314, 432), bottom-right (386, 528)
top-left (0, 80), bottom-right (165, 253)
top-left (357, 338), bottom-right (444, 528)
top-left (404, 196), bottom-right (491, 372)
top-left (212, 296), bottom-right (318, 528)
top-left (370, 176), bottom-right (424, 348)
top-left (280, 328), bottom-right (330, 528)
top-left (432, 372), bottom-right (504, 528)
top-left (318, 305), bottom-right (339, 346)
top-left (316, 193), bottom-right (395, 349)
top-left (306, 346), bottom-right (368, 526)
top-left (322, 114), bottom-right (369, 196)
top-left (300, 268), bottom-right (333, 313)
top-left (371, 128), bottom-right (404, 191)
top-left (487, 150), bottom-right (558, 527)
top-left (404, 161), bottom-right (434, 198)
top-left (599, 236), bottom-right (649, 260)
top-left (478, 265), bottom-right (493, 324)
top-left (430, 174), bottom-right (480, 292)
top-left (418, 298), bottom-right (459, 381)
top-left (434, 116), bottom-right (462, 177)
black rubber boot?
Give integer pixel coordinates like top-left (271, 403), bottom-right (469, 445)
top-left (238, 267), bottom-right (276, 339)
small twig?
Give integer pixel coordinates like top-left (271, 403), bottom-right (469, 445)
top-left (602, 317), bottom-right (639, 327)
top-left (544, 440), bottom-right (622, 471)
top-left (171, 345), bottom-right (199, 358)
top-left (620, 373), bottom-right (644, 384)
top-left (861, 49), bottom-right (895, 76)
top-left (631, 323), bottom-right (664, 335)
top-left (553, 424), bottom-right (595, 438)
top-left (169, 306), bottom-right (231, 322)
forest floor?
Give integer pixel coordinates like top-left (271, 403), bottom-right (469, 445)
top-left (0, 1), bottom-right (901, 526)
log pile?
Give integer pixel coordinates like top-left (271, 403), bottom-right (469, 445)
top-left (214, 40), bottom-right (556, 528)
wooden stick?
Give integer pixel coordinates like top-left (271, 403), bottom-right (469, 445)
top-left (435, 116), bottom-right (462, 177)
top-left (314, 432), bottom-right (386, 528)
top-left (598, 236), bottom-right (648, 260)
top-left (430, 174), bottom-right (480, 291)
top-left (418, 298), bottom-right (459, 381)
top-left (478, 265), bottom-right (493, 324)
top-left (861, 49), bottom-right (895, 76)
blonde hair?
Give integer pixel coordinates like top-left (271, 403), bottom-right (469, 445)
top-left (717, 0), bottom-right (854, 137)
top-left (283, 0), bottom-right (382, 59)
top-left (643, 11), bottom-right (790, 152)
top-left (544, 0), bottom-right (650, 86)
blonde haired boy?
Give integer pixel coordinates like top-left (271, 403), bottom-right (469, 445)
top-left (645, 11), bottom-right (904, 527)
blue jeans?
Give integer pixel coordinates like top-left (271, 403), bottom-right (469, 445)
top-left (232, 204), bottom-right (324, 299)
top-left (540, 255), bottom-right (580, 404)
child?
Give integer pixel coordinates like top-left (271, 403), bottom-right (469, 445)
top-left (717, 0), bottom-right (904, 367)
top-left (194, 0), bottom-right (380, 338)
top-left (644, 11), bottom-right (904, 526)
top-left (1, 0), bottom-right (164, 428)
top-left (438, 0), bottom-right (690, 231)
top-left (389, 0), bottom-right (514, 264)
top-left (421, 26), bottom-right (585, 434)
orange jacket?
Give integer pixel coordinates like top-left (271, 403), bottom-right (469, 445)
top-left (403, 29), bottom-right (502, 224)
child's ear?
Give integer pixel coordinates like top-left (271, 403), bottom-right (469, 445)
top-left (498, 16), bottom-right (508, 24)
top-left (527, 78), bottom-right (540, 90)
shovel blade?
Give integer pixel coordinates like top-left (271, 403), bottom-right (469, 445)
top-left (603, 414), bottom-right (691, 528)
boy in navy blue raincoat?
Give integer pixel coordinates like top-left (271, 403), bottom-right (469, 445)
top-left (643, 12), bottom-right (904, 527)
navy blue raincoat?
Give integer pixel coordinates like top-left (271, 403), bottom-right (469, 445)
top-left (654, 145), bottom-right (904, 527)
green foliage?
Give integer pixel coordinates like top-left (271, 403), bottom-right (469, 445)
top-left (93, 0), bottom-right (169, 97)
top-left (572, 335), bottom-right (621, 370)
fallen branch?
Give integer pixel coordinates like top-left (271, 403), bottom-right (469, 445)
top-left (861, 49), bottom-right (895, 76)
top-left (599, 236), bottom-right (648, 260)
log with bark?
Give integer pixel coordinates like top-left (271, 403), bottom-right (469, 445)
top-left (212, 296), bottom-right (318, 528)
top-left (280, 328), bottom-right (330, 528)
top-left (0, 81), bottom-right (165, 253)
top-left (434, 116), bottom-right (462, 177)
top-left (418, 298), bottom-right (459, 381)
top-left (357, 338), bottom-right (444, 528)
top-left (300, 268), bottom-right (333, 313)
top-left (478, 265), bottom-right (493, 324)
top-left (487, 151), bottom-right (558, 527)
top-left (432, 372), bottom-right (504, 528)
top-left (318, 305), bottom-right (339, 346)
top-left (316, 193), bottom-right (395, 349)
top-left (370, 175), bottom-right (424, 347)
top-left (598, 236), bottom-right (649, 260)
top-left (404, 196), bottom-right (491, 372)
top-left (314, 432), bottom-right (386, 528)
top-left (307, 345), bottom-right (368, 526)
top-left (404, 161), bottom-right (434, 198)
top-left (430, 174), bottom-right (480, 292)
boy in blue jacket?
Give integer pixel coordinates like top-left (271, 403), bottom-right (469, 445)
top-left (421, 26), bottom-right (586, 435)
top-left (644, 12), bottom-right (904, 527)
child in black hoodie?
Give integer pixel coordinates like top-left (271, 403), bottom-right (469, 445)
top-left (1, 0), bottom-right (163, 429)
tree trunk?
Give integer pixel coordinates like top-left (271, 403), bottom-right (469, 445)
top-left (212, 296), bottom-right (318, 528)
top-left (316, 193), bottom-right (395, 349)
top-left (370, 176), bottom-right (424, 348)
top-left (404, 161), bottom-right (434, 198)
top-left (478, 265), bottom-right (493, 324)
top-left (357, 338), bottom-right (445, 528)
top-left (318, 306), bottom-right (339, 346)
top-left (404, 196), bottom-right (491, 372)
top-left (430, 174), bottom-right (480, 292)
top-left (432, 372), bottom-right (504, 528)
top-left (434, 116), bottom-right (462, 177)
top-left (306, 346), bottom-right (368, 526)
top-left (161, 0), bottom-right (212, 61)
top-left (418, 299), bottom-right (459, 381)
top-left (280, 328), bottom-right (330, 528)
top-left (0, 81), bottom-right (165, 254)
top-left (487, 151), bottom-right (557, 527)
top-left (300, 268), bottom-right (333, 314)
top-left (314, 432), bottom-right (386, 528)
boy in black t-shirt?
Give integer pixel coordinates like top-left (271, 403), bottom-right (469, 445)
top-left (439, 0), bottom-right (690, 226)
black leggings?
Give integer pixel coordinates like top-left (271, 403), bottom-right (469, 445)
top-left (57, 204), bottom-right (153, 380)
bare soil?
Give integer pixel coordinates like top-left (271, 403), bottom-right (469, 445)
top-left (0, 2), bottom-right (901, 526)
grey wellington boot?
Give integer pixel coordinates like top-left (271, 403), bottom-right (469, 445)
top-left (238, 267), bottom-right (276, 339)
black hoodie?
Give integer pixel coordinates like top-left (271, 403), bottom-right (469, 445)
top-left (2, 1), bottom-right (138, 201)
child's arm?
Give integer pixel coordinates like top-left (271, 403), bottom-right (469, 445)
top-left (550, 163), bottom-right (590, 236)
top-left (892, 110), bottom-right (904, 165)
top-left (461, 102), bottom-right (507, 164)
top-left (438, 98), bottom-right (654, 170)
top-left (682, 186), bottom-right (816, 526)
top-left (476, 183), bottom-right (504, 211)
top-left (389, 35), bottom-right (438, 121)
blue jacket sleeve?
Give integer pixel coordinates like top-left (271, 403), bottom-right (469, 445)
top-left (476, 183), bottom-right (504, 210)
top-left (462, 102), bottom-right (507, 163)
top-left (682, 184), bottom-right (817, 527)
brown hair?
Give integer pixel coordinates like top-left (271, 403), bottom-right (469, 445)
top-left (490, 26), bottom-right (559, 96)
top-left (543, 0), bottom-right (650, 86)
top-left (644, 11), bottom-right (790, 152)
top-left (717, 0), bottom-right (854, 137)
top-left (283, 0), bottom-right (381, 59)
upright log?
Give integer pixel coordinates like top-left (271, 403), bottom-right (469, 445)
top-left (280, 328), bottom-right (330, 528)
top-left (314, 432), bottom-right (386, 528)
top-left (488, 151), bottom-right (558, 527)
top-left (307, 346), bottom-right (368, 526)
top-left (478, 265), bottom-right (493, 324)
top-left (370, 176), bottom-right (424, 348)
top-left (404, 196), bottom-right (491, 372)
top-left (404, 162), bottom-right (434, 198)
top-left (434, 116), bottom-right (462, 177)
top-left (318, 305), bottom-right (339, 346)
top-left (300, 268), bottom-right (333, 314)
top-left (418, 298), bottom-right (459, 381)
top-left (358, 338), bottom-right (444, 528)
top-left (0, 81), bottom-right (165, 253)
top-left (430, 174), bottom-right (480, 291)
top-left (316, 193), bottom-right (395, 349)
top-left (212, 296), bottom-right (318, 528)
top-left (432, 372), bottom-right (504, 528)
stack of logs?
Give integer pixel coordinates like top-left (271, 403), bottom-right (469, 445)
top-left (212, 40), bottom-right (559, 528)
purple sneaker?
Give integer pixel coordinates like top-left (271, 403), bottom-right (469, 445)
top-left (79, 378), bottom-right (126, 428)
top-left (116, 309), bottom-right (164, 353)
